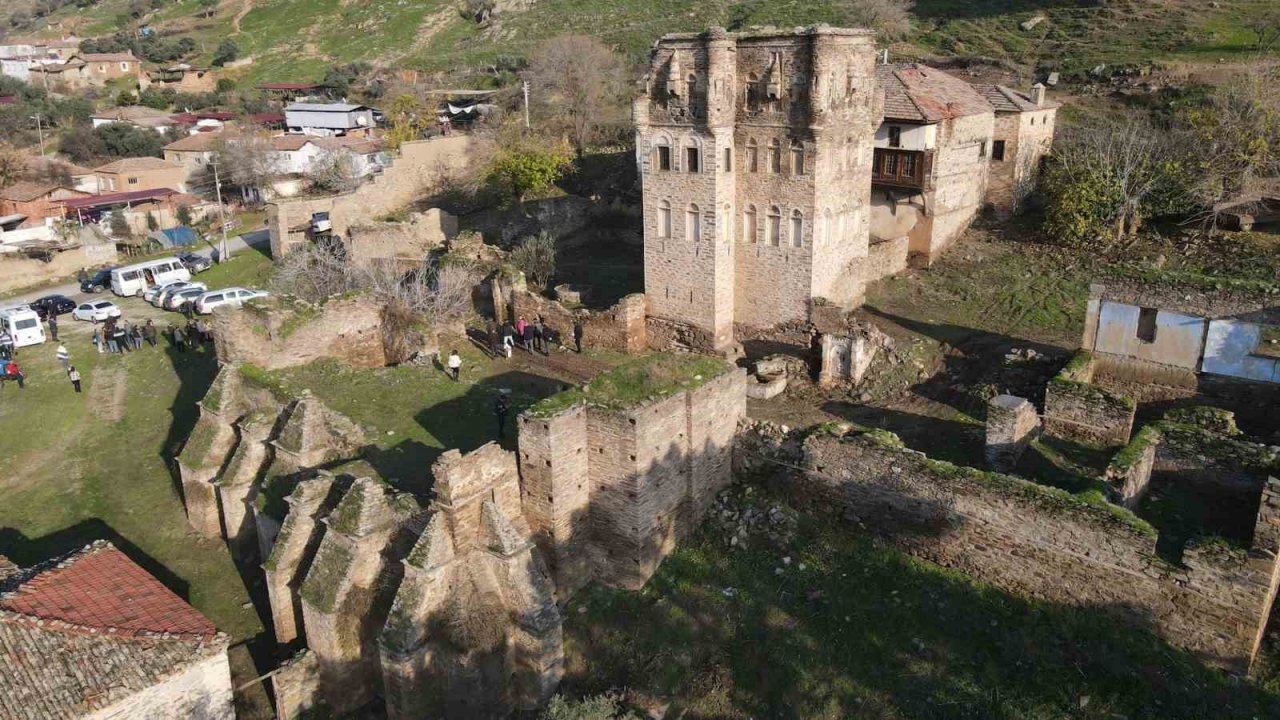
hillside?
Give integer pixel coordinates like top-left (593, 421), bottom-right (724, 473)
top-left (9, 0), bottom-right (1279, 84)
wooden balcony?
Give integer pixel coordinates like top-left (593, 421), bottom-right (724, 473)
top-left (872, 148), bottom-right (931, 191)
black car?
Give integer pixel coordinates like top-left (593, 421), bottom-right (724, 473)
top-left (29, 294), bottom-right (76, 319)
top-left (79, 268), bottom-right (113, 293)
top-left (178, 252), bottom-right (213, 274)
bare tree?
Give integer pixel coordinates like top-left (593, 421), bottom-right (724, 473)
top-left (271, 244), bottom-right (478, 322)
top-left (839, 0), bottom-right (915, 40)
top-left (1247, 12), bottom-right (1280, 52)
top-left (508, 231), bottom-right (557, 291)
top-left (306, 149), bottom-right (361, 194)
top-left (214, 129), bottom-right (279, 204)
top-left (1180, 67), bottom-right (1280, 205)
top-left (524, 35), bottom-right (630, 156)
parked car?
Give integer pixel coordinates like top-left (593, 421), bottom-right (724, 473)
top-left (147, 281), bottom-right (194, 307)
top-left (165, 286), bottom-right (208, 312)
top-left (29, 294), bottom-right (76, 319)
top-left (79, 268), bottom-right (114, 294)
top-left (71, 300), bottom-right (122, 323)
top-left (178, 252), bottom-right (213, 274)
top-left (195, 288), bottom-right (268, 315)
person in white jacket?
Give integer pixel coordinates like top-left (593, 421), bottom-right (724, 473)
top-left (447, 350), bottom-right (462, 381)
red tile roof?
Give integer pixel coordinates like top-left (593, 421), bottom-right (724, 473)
top-left (877, 63), bottom-right (993, 123)
top-left (0, 543), bottom-right (216, 639)
top-left (972, 83), bottom-right (1062, 113)
top-left (59, 187), bottom-right (180, 210)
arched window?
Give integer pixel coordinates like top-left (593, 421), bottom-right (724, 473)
top-left (746, 73), bottom-right (760, 111)
top-left (767, 206), bottom-right (781, 246)
top-left (743, 204), bottom-right (757, 243)
top-left (658, 200), bottom-right (671, 238)
top-left (768, 139), bottom-right (782, 173)
top-left (791, 143), bottom-right (805, 175)
top-left (654, 136), bottom-right (672, 172)
top-left (746, 138), bottom-right (759, 173)
top-left (686, 203), bottom-right (701, 242)
top-left (791, 209), bottom-right (804, 248)
top-left (723, 147), bottom-right (732, 172)
top-left (685, 74), bottom-right (697, 103)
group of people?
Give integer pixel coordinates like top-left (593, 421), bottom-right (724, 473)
top-left (483, 315), bottom-right (586, 359)
top-left (92, 318), bottom-right (158, 354)
top-left (168, 319), bottom-right (214, 352)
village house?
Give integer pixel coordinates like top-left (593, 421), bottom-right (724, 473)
top-left (973, 82), bottom-right (1059, 215)
top-left (163, 132), bottom-right (221, 184)
top-left (0, 541), bottom-right (234, 720)
top-left (33, 51), bottom-right (141, 90)
top-left (0, 181), bottom-right (92, 226)
top-left (94, 156), bottom-right (188, 193)
top-left (284, 101), bottom-right (378, 136)
top-left (266, 134), bottom-right (388, 197)
top-left (23, 156), bottom-right (99, 194)
top-left (90, 104), bottom-right (179, 132)
top-left (61, 187), bottom-right (209, 235)
top-left (871, 63), bottom-right (994, 265)
top-left (141, 63), bottom-right (218, 93)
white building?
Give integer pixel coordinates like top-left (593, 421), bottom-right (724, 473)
top-left (283, 102), bottom-right (377, 136)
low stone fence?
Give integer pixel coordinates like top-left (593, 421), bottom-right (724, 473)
top-left (1043, 351), bottom-right (1135, 446)
top-left (743, 424), bottom-right (1280, 674)
top-left (510, 289), bottom-right (646, 354)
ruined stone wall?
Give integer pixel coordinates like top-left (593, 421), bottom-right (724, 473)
top-left (89, 649), bottom-right (234, 720)
top-left (986, 108), bottom-right (1055, 214)
top-left (1103, 426), bottom-right (1161, 508)
top-left (1044, 375), bottom-right (1135, 446)
top-left (268, 135), bottom-right (471, 256)
top-left (214, 295), bottom-right (388, 370)
top-left (984, 394), bottom-right (1038, 472)
top-left (784, 430), bottom-right (1279, 673)
top-left (346, 209), bottom-right (457, 268)
top-left (510, 290), bottom-right (647, 354)
top-left (517, 367), bottom-right (747, 594)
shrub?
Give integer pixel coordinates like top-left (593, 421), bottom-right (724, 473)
top-left (509, 231), bottom-right (557, 292)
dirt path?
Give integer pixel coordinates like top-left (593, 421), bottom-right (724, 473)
top-left (231, 0), bottom-right (253, 34)
top-left (88, 363), bottom-right (128, 422)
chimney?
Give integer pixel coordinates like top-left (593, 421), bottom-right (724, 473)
top-left (1031, 82), bottom-right (1046, 107)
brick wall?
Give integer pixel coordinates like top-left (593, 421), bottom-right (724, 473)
top-left (1044, 376), bottom-right (1135, 446)
top-left (785, 430), bottom-right (1280, 673)
top-left (268, 135), bottom-right (471, 257)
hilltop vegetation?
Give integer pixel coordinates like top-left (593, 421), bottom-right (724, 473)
top-left (5, 0), bottom-right (1278, 84)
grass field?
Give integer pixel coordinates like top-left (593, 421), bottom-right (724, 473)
top-left (15, 0), bottom-right (1278, 83)
top-left (564, 485), bottom-right (1280, 719)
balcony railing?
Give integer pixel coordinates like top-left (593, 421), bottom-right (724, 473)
top-left (872, 148), bottom-right (930, 190)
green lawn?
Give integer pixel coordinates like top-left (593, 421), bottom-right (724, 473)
top-left (564, 485), bottom-right (1280, 719)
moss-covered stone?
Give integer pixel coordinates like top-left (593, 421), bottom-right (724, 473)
top-left (527, 353), bottom-right (728, 418)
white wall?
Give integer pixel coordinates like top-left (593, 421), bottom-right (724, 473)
top-left (1094, 301), bottom-right (1206, 370)
top-left (1203, 319), bottom-right (1280, 384)
top-left (874, 122), bottom-right (936, 151)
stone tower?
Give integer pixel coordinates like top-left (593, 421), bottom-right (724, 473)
top-left (635, 26), bottom-right (883, 350)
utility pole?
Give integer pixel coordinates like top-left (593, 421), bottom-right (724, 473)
top-left (31, 113), bottom-right (45, 157)
top-left (211, 160), bottom-right (230, 264)
top-left (522, 80), bottom-right (531, 130)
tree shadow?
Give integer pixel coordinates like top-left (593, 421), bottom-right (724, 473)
top-left (561, 485), bottom-right (1280, 719)
top-left (415, 370), bottom-right (572, 461)
top-left (821, 400), bottom-right (983, 466)
top-left (0, 520), bottom-right (189, 600)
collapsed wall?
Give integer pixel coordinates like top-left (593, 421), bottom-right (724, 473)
top-left (754, 425), bottom-right (1280, 674)
top-left (213, 295), bottom-right (390, 370)
top-left (510, 289), bottom-right (648, 354)
top-left (1043, 351), bottom-right (1135, 446)
top-left (517, 357), bottom-right (747, 593)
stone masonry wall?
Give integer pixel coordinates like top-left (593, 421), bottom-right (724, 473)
top-left (1103, 426), bottom-right (1161, 509)
top-left (787, 430), bottom-right (1280, 673)
top-left (346, 209), bottom-right (457, 268)
top-left (517, 367), bottom-right (747, 594)
top-left (984, 394), bottom-right (1039, 472)
top-left (914, 112), bottom-right (994, 262)
top-left (511, 290), bottom-right (647, 354)
top-left (1044, 376), bottom-right (1136, 446)
top-left (866, 235), bottom-right (909, 283)
top-left (268, 135), bottom-right (471, 257)
top-left (214, 295), bottom-right (388, 370)
top-left (88, 650), bottom-right (234, 720)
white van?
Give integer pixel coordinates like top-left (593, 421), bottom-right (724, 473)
top-left (111, 257), bottom-right (191, 297)
top-left (0, 306), bottom-right (46, 348)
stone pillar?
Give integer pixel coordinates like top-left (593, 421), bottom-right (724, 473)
top-left (180, 463), bottom-right (224, 537)
top-left (217, 412), bottom-right (275, 560)
top-left (262, 476), bottom-right (337, 645)
top-left (516, 407), bottom-right (593, 596)
top-left (985, 395), bottom-right (1039, 472)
